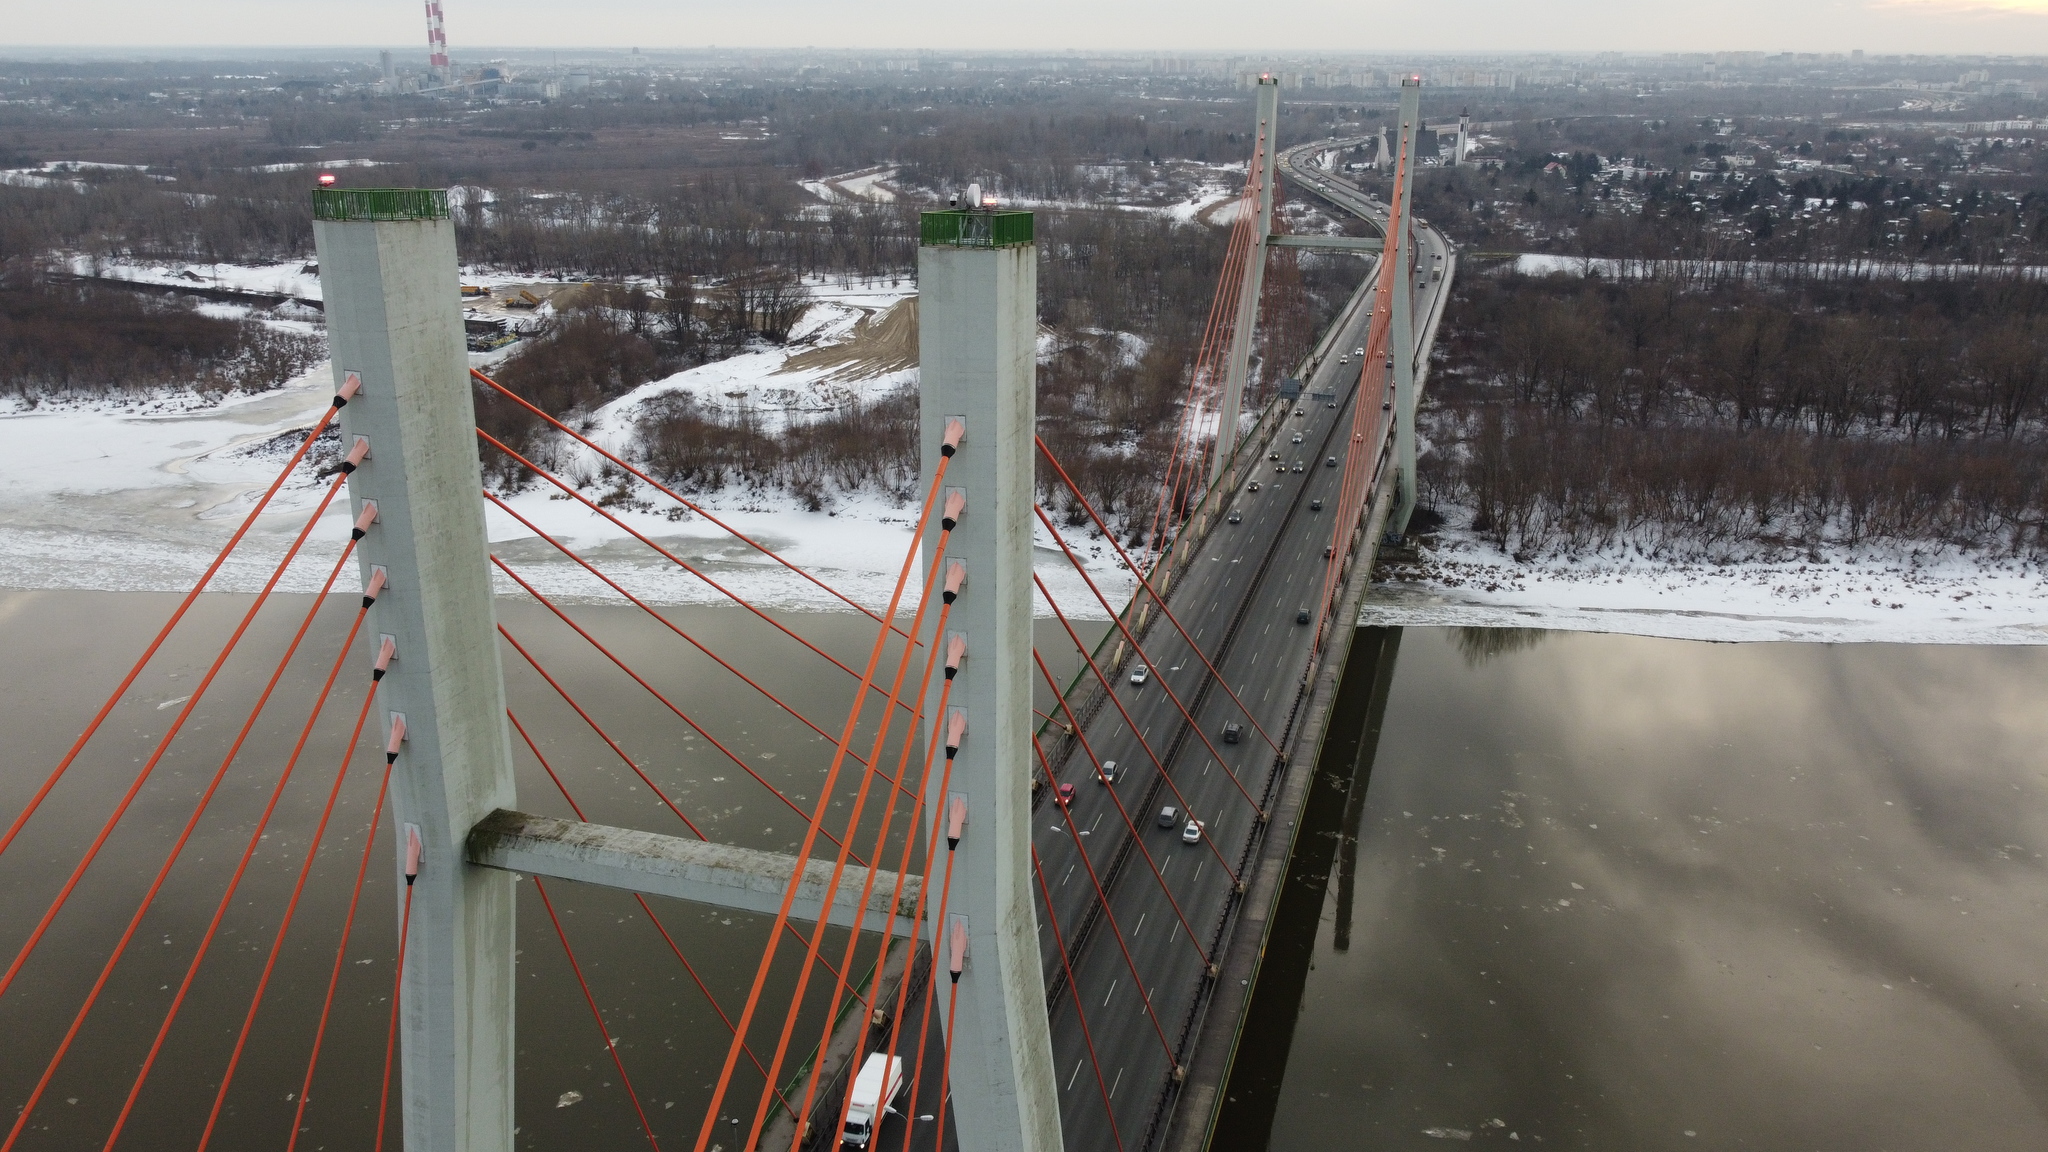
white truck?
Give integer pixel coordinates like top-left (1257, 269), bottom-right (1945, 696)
top-left (841, 1053), bottom-right (904, 1147)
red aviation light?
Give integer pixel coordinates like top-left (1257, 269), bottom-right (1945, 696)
top-left (316, 172), bottom-right (337, 186)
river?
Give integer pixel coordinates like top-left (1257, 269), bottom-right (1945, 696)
top-left (1218, 627), bottom-right (2048, 1150)
top-left (5, 592), bottom-right (2043, 1151)
top-left (0, 590), bottom-right (1095, 1152)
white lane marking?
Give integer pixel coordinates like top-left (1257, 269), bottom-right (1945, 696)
top-left (1194, 860), bottom-right (1205, 883)
top-left (1069, 1060), bottom-right (1085, 1092)
top-left (1109, 1067), bottom-right (1124, 1100)
top-left (1062, 864), bottom-right (1076, 887)
top-left (1103, 979), bottom-right (1118, 1008)
top-left (1133, 912), bottom-right (1147, 938)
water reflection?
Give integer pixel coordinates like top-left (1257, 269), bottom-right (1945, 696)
top-left (1453, 626), bottom-right (1550, 667)
top-left (1237, 629), bottom-right (2048, 1151)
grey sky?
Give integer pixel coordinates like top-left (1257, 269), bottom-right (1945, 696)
top-left (5, 0), bottom-right (2048, 56)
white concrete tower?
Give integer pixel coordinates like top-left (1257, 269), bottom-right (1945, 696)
top-left (1212, 74), bottom-right (1282, 485)
top-left (1390, 79), bottom-right (1423, 537)
top-left (1457, 107), bottom-right (1471, 166)
top-left (915, 205), bottom-right (1061, 1152)
top-left (313, 187), bottom-right (517, 1152)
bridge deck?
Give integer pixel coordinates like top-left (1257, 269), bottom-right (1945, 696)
top-left (1030, 141), bottom-right (1453, 1152)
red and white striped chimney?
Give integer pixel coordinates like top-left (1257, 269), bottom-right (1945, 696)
top-left (424, 1), bottom-right (450, 77)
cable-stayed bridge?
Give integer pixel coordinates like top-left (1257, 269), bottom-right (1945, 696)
top-left (0, 77), bottom-right (1455, 1152)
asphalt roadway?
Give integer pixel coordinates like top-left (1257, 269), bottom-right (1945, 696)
top-left (1025, 139), bottom-right (1453, 1152)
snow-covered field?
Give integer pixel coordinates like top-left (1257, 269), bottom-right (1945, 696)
top-left (0, 278), bottom-right (1136, 621)
top-left (1365, 530), bottom-right (2048, 645)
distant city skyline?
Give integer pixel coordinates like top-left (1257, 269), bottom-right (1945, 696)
top-left (5, 0), bottom-right (2048, 57)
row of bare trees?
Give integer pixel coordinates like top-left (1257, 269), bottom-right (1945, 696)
top-left (1423, 272), bottom-right (2048, 558)
top-left (0, 264), bottom-right (322, 399)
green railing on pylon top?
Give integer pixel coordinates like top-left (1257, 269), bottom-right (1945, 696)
top-left (919, 209), bottom-right (1034, 248)
top-left (312, 187), bottom-right (451, 223)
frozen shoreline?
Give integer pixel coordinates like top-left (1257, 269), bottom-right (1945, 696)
top-left (1362, 533), bottom-right (2048, 645)
top-left (0, 281), bottom-right (1135, 621)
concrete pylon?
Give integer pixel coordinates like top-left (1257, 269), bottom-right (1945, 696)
top-left (915, 206), bottom-right (1061, 1152)
top-left (1390, 80), bottom-right (1423, 538)
top-left (313, 187), bottom-right (517, 1152)
top-left (1212, 74), bottom-right (1282, 485)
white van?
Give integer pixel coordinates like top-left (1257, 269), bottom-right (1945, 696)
top-left (842, 1053), bottom-right (904, 1147)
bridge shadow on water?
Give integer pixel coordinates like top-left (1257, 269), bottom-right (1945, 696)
top-left (1208, 626), bottom-right (1404, 1151)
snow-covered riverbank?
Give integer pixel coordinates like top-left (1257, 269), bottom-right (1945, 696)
top-left (1365, 534), bottom-right (2048, 644)
top-left (0, 282), bottom-right (1134, 620)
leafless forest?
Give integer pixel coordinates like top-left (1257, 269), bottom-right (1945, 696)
top-left (1424, 272), bottom-right (2048, 558)
top-left (6, 52), bottom-right (2048, 550)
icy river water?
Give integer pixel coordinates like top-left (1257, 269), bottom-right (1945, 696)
top-left (2, 592), bottom-right (2043, 1151)
top-left (1217, 627), bottom-right (2048, 1151)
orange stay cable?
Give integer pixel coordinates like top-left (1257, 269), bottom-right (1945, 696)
top-left (0, 469), bottom-right (352, 1009)
top-left (484, 492), bottom-right (917, 805)
top-left (197, 672), bottom-right (379, 1152)
top-left (691, 439), bottom-right (955, 1152)
top-left (496, 624), bottom-right (707, 841)
top-left (1, 482), bottom-right (358, 1152)
top-left (0, 380), bottom-right (353, 861)
top-left (1034, 507), bottom-right (1265, 818)
top-left (373, 880), bottom-right (415, 1152)
top-left (478, 430), bottom-right (916, 714)
top-left (102, 600), bottom-right (371, 1152)
top-left (785, 587), bottom-right (952, 1151)
top-left (533, 877), bottom-right (664, 1150)
top-left (1031, 846), bottom-right (1128, 1152)
top-left (1032, 572), bottom-right (1243, 888)
top-left (743, 495), bottom-right (961, 1152)
top-left (1037, 437), bottom-right (1285, 757)
top-left (493, 555), bottom-right (901, 843)
top-left (285, 754), bottom-right (396, 1152)
top-left (470, 368), bottom-right (913, 641)
top-left (1028, 734), bottom-right (1180, 1066)
top-left (830, 631), bottom-right (959, 1150)
top-left (875, 676), bottom-right (971, 1152)
top-left (509, 708), bottom-right (800, 1115)
top-left (1030, 648), bottom-right (1209, 966)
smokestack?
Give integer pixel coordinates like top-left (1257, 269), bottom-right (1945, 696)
top-left (425, 0), bottom-right (450, 84)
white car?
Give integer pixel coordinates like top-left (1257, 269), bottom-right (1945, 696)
top-left (1354, 346), bottom-right (1365, 357)
top-left (1130, 664), bottom-right (1149, 686)
top-left (1291, 433), bottom-right (1304, 444)
top-left (1099, 759), bottom-right (1118, 784)
top-left (1181, 819), bottom-right (1205, 844)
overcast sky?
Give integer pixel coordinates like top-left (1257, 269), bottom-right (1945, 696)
top-left (6, 0), bottom-right (2048, 57)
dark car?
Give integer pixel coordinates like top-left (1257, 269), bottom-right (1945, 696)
top-left (1221, 722), bottom-right (1243, 744)
top-left (1310, 498), bottom-right (1323, 511)
top-left (1227, 510), bottom-right (1242, 524)
top-left (1292, 463), bottom-right (1304, 473)
top-left (1296, 609), bottom-right (1311, 624)
top-left (1157, 805), bottom-right (1180, 828)
top-left (1326, 456), bottom-right (1338, 468)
